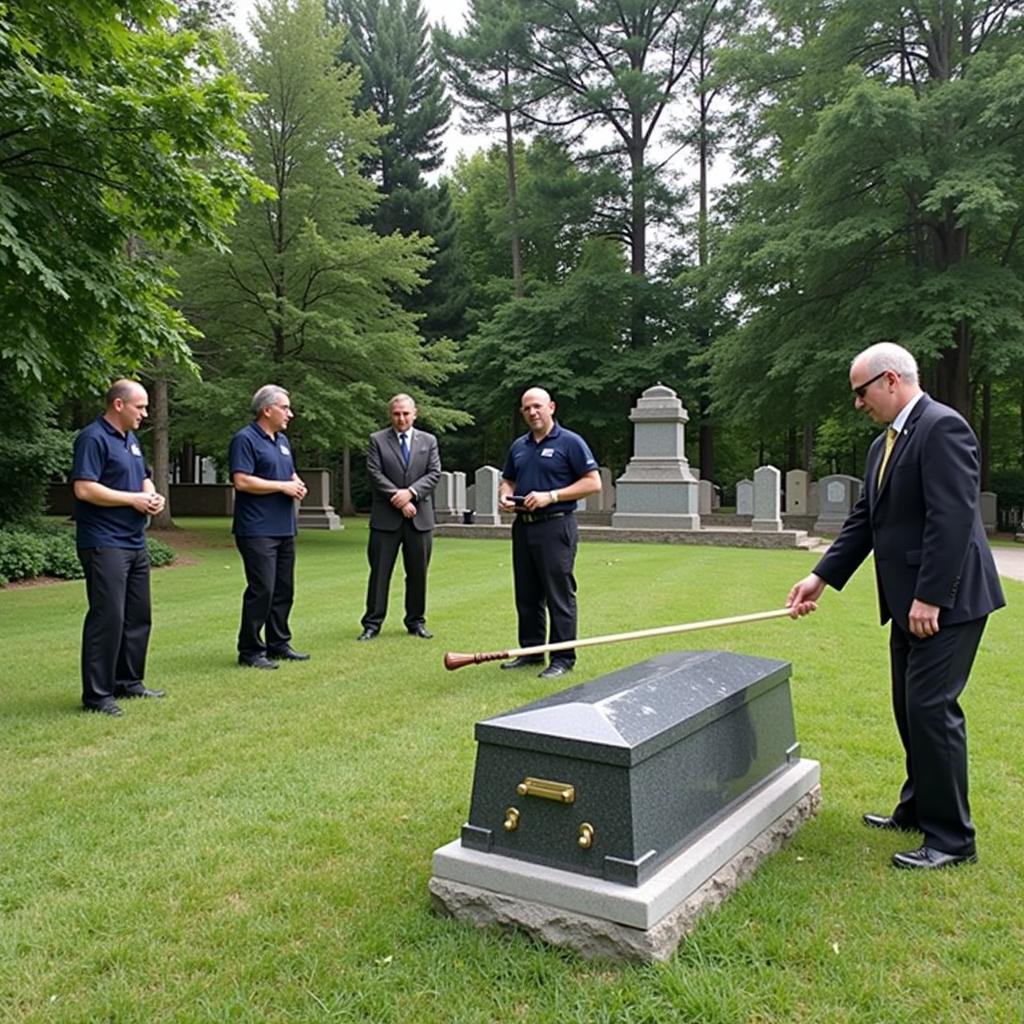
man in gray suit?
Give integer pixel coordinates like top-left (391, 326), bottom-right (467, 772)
top-left (358, 394), bottom-right (441, 640)
top-left (787, 343), bottom-right (1004, 870)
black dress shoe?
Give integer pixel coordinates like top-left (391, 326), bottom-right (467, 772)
top-left (500, 655), bottom-right (544, 670)
top-left (407, 626), bottom-right (433, 639)
top-left (892, 845), bottom-right (977, 870)
top-left (538, 663), bottom-right (573, 679)
top-left (84, 701), bottom-right (123, 717)
top-left (238, 655), bottom-right (278, 669)
top-left (357, 628), bottom-right (379, 641)
top-left (269, 647), bottom-right (310, 661)
top-left (863, 813), bottom-right (919, 833)
top-left (122, 687), bottom-right (166, 699)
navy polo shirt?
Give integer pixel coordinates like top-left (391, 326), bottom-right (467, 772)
top-left (502, 421), bottom-right (598, 512)
top-left (71, 416), bottom-right (150, 549)
top-left (229, 422), bottom-right (297, 537)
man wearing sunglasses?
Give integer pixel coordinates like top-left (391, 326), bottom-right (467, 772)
top-left (786, 343), bottom-right (1004, 870)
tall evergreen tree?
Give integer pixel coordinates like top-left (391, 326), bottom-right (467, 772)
top-left (173, 0), bottom-right (464, 456)
top-left (327, 0), bottom-right (469, 341)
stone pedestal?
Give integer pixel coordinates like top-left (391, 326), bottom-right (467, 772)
top-left (612, 385), bottom-right (700, 530)
top-left (431, 649), bottom-right (818, 961)
top-left (297, 469), bottom-right (342, 530)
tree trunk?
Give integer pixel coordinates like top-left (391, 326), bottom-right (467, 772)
top-left (503, 104), bottom-right (524, 299)
top-left (341, 446), bottom-right (356, 516)
top-left (150, 376), bottom-right (175, 529)
top-left (803, 422), bottom-right (814, 473)
top-left (980, 380), bottom-right (991, 491)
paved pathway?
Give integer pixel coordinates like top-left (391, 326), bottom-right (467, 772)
top-left (808, 539), bottom-right (1024, 582)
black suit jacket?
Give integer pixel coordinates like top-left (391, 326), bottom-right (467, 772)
top-left (815, 395), bottom-right (1004, 630)
top-left (366, 427), bottom-right (441, 532)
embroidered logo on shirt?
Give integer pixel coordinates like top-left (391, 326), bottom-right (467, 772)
top-left (130, 444), bottom-right (142, 456)
top-left (540, 448), bottom-right (555, 458)
top-left (279, 445), bottom-right (290, 455)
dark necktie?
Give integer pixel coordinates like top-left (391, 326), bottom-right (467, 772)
top-left (399, 432), bottom-right (410, 466)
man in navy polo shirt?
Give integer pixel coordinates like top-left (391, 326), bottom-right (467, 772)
top-left (72, 379), bottom-right (167, 716)
top-left (229, 384), bottom-right (309, 669)
top-left (498, 387), bottom-right (601, 679)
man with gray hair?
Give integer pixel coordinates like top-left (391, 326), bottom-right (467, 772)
top-left (787, 342), bottom-right (1004, 870)
top-left (229, 385), bottom-right (309, 669)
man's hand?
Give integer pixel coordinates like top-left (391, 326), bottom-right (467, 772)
top-left (401, 502), bottom-right (417, 519)
top-left (132, 492), bottom-right (164, 515)
top-left (390, 488), bottom-right (414, 508)
top-left (280, 479), bottom-right (306, 500)
top-left (786, 573), bottom-right (825, 618)
top-left (908, 598), bottom-right (941, 638)
top-left (522, 490), bottom-right (555, 511)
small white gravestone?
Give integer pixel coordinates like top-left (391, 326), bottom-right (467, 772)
top-left (752, 466), bottom-right (783, 532)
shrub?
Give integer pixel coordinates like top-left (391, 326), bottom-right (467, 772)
top-left (0, 522), bottom-right (175, 586)
top-left (146, 535), bottom-right (176, 568)
top-left (0, 529), bottom-right (48, 582)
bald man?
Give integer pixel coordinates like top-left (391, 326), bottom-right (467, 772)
top-left (498, 387), bottom-right (601, 679)
top-left (787, 343), bottom-right (1004, 870)
top-left (71, 380), bottom-right (167, 716)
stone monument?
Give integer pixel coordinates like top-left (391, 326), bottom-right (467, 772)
top-left (735, 479), bottom-right (753, 517)
top-left (751, 465), bottom-right (782, 533)
top-left (980, 491), bottom-right (997, 535)
top-left (785, 469), bottom-right (809, 515)
top-left (297, 469), bottom-right (342, 530)
top-left (474, 466), bottom-right (502, 526)
top-left (813, 475), bottom-right (861, 534)
top-left (431, 650), bottom-right (820, 962)
top-left (435, 471), bottom-right (457, 523)
top-left (611, 385), bottom-right (700, 530)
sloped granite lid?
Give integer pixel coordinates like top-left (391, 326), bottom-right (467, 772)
top-left (475, 650), bottom-right (790, 767)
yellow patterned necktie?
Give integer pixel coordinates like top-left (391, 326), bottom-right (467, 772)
top-left (877, 427), bottom-right (898, 485)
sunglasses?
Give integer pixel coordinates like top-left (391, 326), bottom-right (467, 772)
top-left (852, 370), bottom-right (890, 399)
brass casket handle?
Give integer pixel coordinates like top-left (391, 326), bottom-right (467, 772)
top-left (515, 777), bottom-right (575, 804)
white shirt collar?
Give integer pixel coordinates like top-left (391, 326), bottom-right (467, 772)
top-left (891, 392), bottom-right (924, 434)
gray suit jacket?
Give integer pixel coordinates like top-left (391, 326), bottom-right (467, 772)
top-left (366, 426), bottom-right (441, 532)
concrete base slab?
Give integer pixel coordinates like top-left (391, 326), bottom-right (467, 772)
top-left (431, 760), bottom-right (820, 962)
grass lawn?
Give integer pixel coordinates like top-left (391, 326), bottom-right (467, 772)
top-left (1, 518), bottom-right (1021, 1023)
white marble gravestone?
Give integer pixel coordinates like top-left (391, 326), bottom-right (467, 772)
top-left (785, 469), bottom-right (809, 515)
top-left (752, 466), bottom-right (783, 532)
top-left (474, 466), bottom-right (501, 525)
top-left (735, 479), bottom-right (753, 516)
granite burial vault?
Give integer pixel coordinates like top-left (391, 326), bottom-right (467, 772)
top-left (431, 650), bottom-right (821, 961)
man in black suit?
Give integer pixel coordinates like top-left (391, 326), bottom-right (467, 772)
top-left (358, 394), bottom-right (441, 640)
top-left (787, 343), bottom-right (1004, 870)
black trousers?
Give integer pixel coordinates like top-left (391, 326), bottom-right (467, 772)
top-left (511, 515), bottom-right (578, 666)
top-left (362, 523), bottom-right (432, 631)
top-left (78, 546), bottom-right (152, 708)
top-left (235, 534), bottom-right (295, 658)
top-left (888, 615), bottom-right (987, 856)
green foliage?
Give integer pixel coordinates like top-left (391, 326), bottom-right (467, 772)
top-left (710, 0), bottom-right (1024, 423)
top-left (0, 527), bottom-right (46, 583)
top-left (146, 533), bottom-right (176, 568)
top-left (0, 0), bottom-right (267, 394)
top-left (0, 520), bottom-right (176, 586)
top-left (174, 0), bottom-right (468, 455)
top-left (0, 371), bottom-right (75, 526)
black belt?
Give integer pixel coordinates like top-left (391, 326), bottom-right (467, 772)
top-left (515, 511), bottom-right (570, 524)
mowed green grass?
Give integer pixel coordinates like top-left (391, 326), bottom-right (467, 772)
top-left (1, 519), bottom-right (1021, 1024)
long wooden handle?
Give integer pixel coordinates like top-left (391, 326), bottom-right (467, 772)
top-left (443, 608), bottom-right (794, 671)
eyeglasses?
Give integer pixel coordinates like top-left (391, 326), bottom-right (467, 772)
top-left (852, 370), bottom-right (891, 399)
